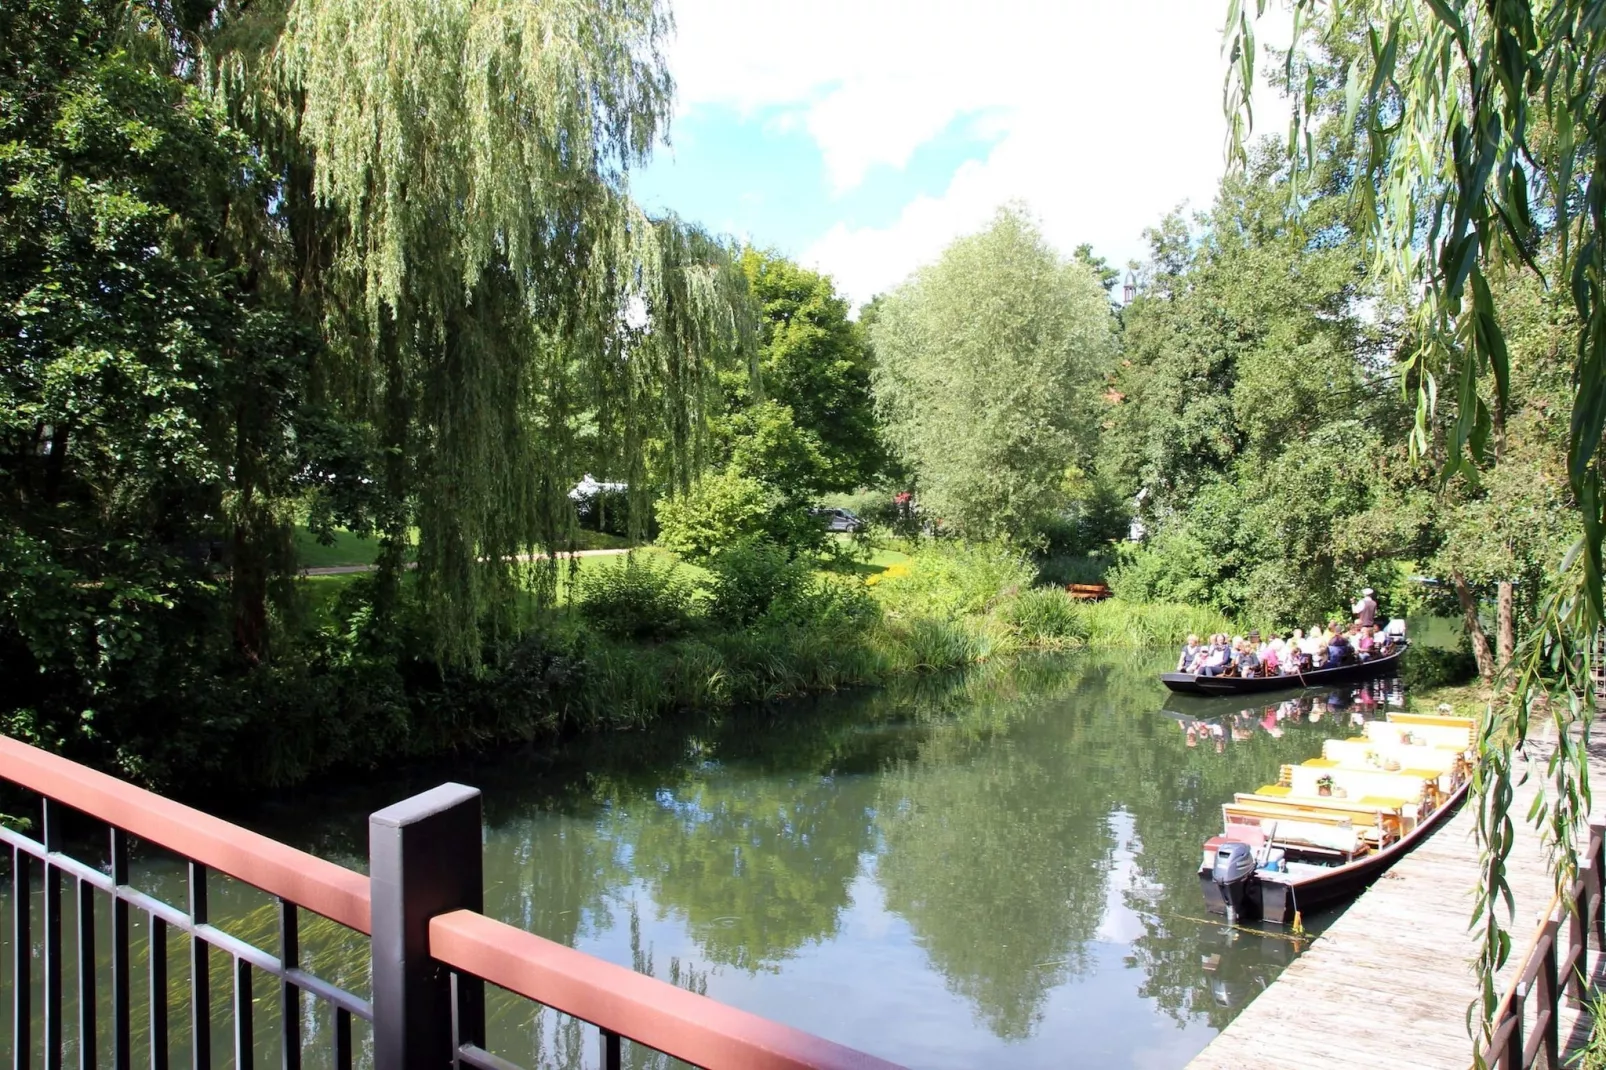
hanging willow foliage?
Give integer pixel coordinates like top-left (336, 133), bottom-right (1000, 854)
top-left (176, 0), bottom-right (752, 664)
top-left (1226, 1), bottom-right (1604, 1059)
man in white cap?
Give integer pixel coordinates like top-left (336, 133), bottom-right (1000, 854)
top-left (1353, 587), bottom-right (1377, 628)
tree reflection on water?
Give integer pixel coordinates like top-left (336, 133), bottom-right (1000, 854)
top-left (68, 657), bottom-right (1408, 1069)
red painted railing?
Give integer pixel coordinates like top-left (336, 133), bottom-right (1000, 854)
top-left (1479, 821), bottom-right (1606, 1070)
top-left (0, 735), bottom-right (906, 1070)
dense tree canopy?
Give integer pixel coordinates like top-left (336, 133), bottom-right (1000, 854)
top-left (0, 0), bottom-right (752, 776)
top-left (1226, 0), bottom-right (1606, 1045)
top-left (869, 207), bottom-right (1117, 544)
top-left (737, 250), bottom-right (883, 493)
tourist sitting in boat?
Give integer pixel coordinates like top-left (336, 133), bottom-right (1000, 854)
top-left (1300, 626), bottom-right (1325, 668)
top-left (1326, 626), bottom-right (1352, 667)
top-left (1378, 623), bottom-right (1402, 655)
top-left (1198, 638), bottom-right (1232, 677)
top-left (1178, 634), bottom-right (1204, 672)
top-left (1288, 629), bottom-right (1314, 672)
top-left (1260, 636), bottom-right (1282, 675)
top-left (1234, 638), bottom-right (1262, 677)
top-left (1355, 625), bottom-right (1376, 661)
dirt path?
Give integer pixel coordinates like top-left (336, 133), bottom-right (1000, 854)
top-left (301, 547), bottom-right (632, 576)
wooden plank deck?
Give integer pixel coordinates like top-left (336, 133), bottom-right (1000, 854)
top-left (1189, 730), bottom-right (1606, 1070)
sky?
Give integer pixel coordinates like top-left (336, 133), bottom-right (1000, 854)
top-left (631, 0), bottom-right (1292, 309)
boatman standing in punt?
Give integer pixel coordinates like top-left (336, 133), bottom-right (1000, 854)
top-left (1352, 587), bottom-right (1377, 628)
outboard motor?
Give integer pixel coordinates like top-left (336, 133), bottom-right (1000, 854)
top-left (1212, 840), bottom-right (1256, 923)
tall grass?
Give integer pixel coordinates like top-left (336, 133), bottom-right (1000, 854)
top-left (1069, 600), bottom-right (1234, 649)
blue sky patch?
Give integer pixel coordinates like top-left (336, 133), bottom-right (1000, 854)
top-left (632, 104), bottom-right (1005, 258)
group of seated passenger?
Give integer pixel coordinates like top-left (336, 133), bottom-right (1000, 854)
top-left (1177, 621), bottom-right (1401, 678)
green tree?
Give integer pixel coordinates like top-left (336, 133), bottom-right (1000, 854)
top-left (2, 0), bottom-right (756, 784)
top-left (737, 250), bottom-right (883, 492)
top-left (1226, 0), bottom-right (1606, 1045)
top-left (1073, 243), bottom-right (1120, 293)
top-left (0, 0), bottom-right (310, 764)
top-left (869, 206), bottom-right (1117, 543)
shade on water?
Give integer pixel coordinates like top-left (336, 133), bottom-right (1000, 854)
top-left (1, 650), bottom-right (1407, 1069)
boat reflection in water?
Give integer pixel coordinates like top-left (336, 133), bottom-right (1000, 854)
top-left (1163, 676), bottom-right (1406, 753)
top-left (1196, 922), bottom-right (1310, 1012)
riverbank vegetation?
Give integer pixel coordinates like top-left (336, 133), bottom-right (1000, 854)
top-left (4, 0), bottom-right (1536, 800)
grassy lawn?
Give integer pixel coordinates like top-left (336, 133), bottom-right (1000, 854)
top-left (297, 540), bottom-right (908, 628)
top-left (821, 544), bottom-right (909, 577)
top-left (1405, 681), bottom-right (1494, 718)
top-left (294, 527), bottom-right (394, 569)
top-left (293, 526), bottom-right (632, 570)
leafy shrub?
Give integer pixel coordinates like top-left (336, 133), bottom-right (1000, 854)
top-left (655, 470), bottom-right (820, 561)
top-left (1001, 588), bottom-right (1089, 645)
top-left (702, 540), bottom-right (812, 626)
top-left (801, 574), bottom-right (881, 630)
top-left (888, 618), bottom-right (981, 671)
top-left (1402, 643), bottom-right (1478, 689)
top-left (574, 553), bottom-right (694, 640)
top-left (1033, 552), bottom-right (1114, 587)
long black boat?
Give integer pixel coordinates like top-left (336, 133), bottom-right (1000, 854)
top-left (1161, 648), bottom-right (1404, 696)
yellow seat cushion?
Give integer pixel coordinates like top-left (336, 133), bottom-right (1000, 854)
top-left (1402, 769), bottom-right (1443, 780)
top-left (1358, 795), bottom-right (1409, 809)
top-left (1255, 784), bottom-right (1292, 797)
top-left (1303, 758), bottom-right (1339, 768)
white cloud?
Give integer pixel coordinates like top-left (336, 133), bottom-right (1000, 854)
top-left (664, 0), bottom-right (1292, 304)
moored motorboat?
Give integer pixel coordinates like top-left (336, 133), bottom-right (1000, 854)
top-left (1198, 711), bottom-right (1473, 925)
top-left (1162, 648), bottom-right (1404, 696)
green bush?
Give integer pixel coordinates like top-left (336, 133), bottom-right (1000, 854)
top-left (1073, 600), bottom-right (1234, 649)
top-left (574, 553), bottom-right (695, 640)
top-left (1001, 588), bottom-right (1088, 645)
top-left (888, 618), bottom-right (982, 671)
top-left (702, 540), bottom-right (880, 630)
top-left (1402, 643), bottom-right (1479, 690)
top-left (703, 540), bottom-right (812, 626)
top-left (655, 470), bottom-right (820, 561)
top-left (1033, 552), bottom-right (1114, 587)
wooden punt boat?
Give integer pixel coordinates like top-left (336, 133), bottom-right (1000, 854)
top-left (1198, 711), bottom-right (1473, 926)
top-left (1162, 648), bottom-right (1404, 696)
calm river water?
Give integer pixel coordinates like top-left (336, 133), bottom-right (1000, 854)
top-left (4, 649), bottom-right (1411, 1069)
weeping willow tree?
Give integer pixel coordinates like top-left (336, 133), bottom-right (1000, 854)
top-left (1226, 0), bottom-right (1606, 1055)
top-left (171, 0), bottom-right (753, 664)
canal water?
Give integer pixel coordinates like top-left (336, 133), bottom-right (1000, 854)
top-left (3, 649), bottom-right (1412, 1069)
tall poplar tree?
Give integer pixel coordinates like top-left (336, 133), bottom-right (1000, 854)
top-left (869, 206), bottom-right (1117, 544)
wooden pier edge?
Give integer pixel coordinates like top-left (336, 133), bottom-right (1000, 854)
top-left (1188, 735), bottom-right (1606, 1070)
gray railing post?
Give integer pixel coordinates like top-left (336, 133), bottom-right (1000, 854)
top-left (370, 784), bottom-right (484, 1070)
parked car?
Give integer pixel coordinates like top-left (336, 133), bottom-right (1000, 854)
top-left (810, 507), bottom-right (863, 533)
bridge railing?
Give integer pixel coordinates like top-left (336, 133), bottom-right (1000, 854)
top-left (1480, 820), bottom-right (1606, 1070)
top-left (0, 736), bottom-right (904, 1070)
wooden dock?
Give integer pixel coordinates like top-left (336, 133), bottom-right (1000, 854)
top-left (1189, 731), bottom-right (1606, 1070)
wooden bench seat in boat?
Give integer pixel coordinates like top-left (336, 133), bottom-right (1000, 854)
top-left (1223, 805), bottom-right (1372, 854)
top-left (1322, 738), bottom-right (1462, 772)
top-left (1236, 792), bottom-right (1401, 819)
top-left (1230, 796), bottom-right (1403, 842)
top-left (1257, 784), bottom-right (1413, 815)
top-left (1284, 763), bottom-right (1432, 815)
top-left (1366, 717), bottom-right (1474, 752)
top-left (1390, 711), bottom-right (1477, 729)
